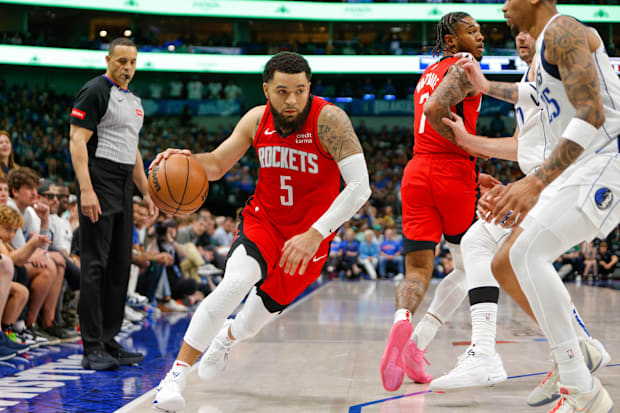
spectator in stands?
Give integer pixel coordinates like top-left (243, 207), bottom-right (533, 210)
top-left (0, 175), bottom-right (8, 205)
top-left (359, 229), bottom-right (379, 280)
top-left (7, 168), bottom-right (68, 340)
top-left (212, 216), bottom-right (235, 248)
top-left (325, 235), bottom-right (343, 280)
top-left (56, 183), bottom-right (71, 219)
top-left (0, 204), bottom-right (52, 347)
top-left (581, 241), bottom-right (598, 280)
top-left (0, 130), bottom-right (18, 179)
top-left (597, 241), bottom-right (618, 282)
top-left (378, 227), bottom-right (404, 279)
top-left (340, 228), bottom-right (362, 279)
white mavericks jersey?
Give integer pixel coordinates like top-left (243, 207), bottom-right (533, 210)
top-left (533, 14), bottom-right (620, 237)
top-left (535, 14), bottom-right (620, 157)
top-left (484, 67), bottom-right (558, 244)
top-left (515, 67), bottom-right (556, 175)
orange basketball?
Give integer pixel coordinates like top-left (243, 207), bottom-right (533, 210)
top-left (148, 153), bottom-right (209, 215)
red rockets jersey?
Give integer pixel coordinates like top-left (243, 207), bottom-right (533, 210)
top-left (246, 95), bottom-right (341, 240)
top-left (413, 56), bottom-right (482, 157)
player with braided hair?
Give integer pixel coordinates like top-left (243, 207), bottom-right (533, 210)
top-left (380, 12), bottom-right (497, 392)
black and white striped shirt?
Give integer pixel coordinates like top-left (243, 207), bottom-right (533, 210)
top-left (70, 75), bottom-right (144, 165)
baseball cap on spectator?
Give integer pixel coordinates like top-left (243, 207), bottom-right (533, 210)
top-left (37, 179), bottom-right (55, 194)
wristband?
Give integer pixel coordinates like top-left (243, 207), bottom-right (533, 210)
top-left (562, 118), bottom-right (598, 149)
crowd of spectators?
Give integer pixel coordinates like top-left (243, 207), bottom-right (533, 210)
top-left (6, 16), bottom-right (616, 58)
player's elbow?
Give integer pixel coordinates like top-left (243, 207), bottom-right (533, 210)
top-left (422, 100), bottom-right (437, 118)
top-left (349, 178), bottom-right (372, 210)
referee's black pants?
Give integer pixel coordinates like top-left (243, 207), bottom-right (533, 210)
top-left (78, 158), bottom-right (134, 355)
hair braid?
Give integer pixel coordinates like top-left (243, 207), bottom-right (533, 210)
top-left (432, 12), bottom-right (471, 57)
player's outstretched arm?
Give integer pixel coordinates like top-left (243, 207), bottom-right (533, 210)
top-left (194, 106), bottom-right (262, 180)
top-left (454, 55), bottom-right (518, 104)
top-left (423, 64), bottom-right (475, 145)
top-left (442, 112), bottom-right (518, 161)
top-left (533, 16), bottom-right (604, 188)
top-left (150, 106), bottom-right (262, 180)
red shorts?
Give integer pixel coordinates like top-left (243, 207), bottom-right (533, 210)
top-left (229, 206), bottom-right (331, 311)
top-left (401, 154), bottom-right (479, 252)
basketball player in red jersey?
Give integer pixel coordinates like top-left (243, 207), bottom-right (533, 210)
top-left (380, 12), bottom-right (499, 392)
top-left (151, 52), bottom-right (371, 412)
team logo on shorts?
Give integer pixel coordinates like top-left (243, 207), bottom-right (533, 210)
top-left (594, 187), bottom-right (613, 210)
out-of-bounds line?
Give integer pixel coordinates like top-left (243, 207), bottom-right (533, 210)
top-left (115, 279), bottom-right (330, 413)
top-left (349, 363), bottom-right (620, 412)
top-left (348, 390), bottom-right (432, 413)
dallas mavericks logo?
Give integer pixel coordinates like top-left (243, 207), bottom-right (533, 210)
top-left (594, 187), bottom-right (613, 210)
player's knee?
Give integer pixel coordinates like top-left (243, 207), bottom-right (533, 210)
top-left (491, 249), bottom-right (510, 283)
top-left (231, 317), bottom-right (261, 341)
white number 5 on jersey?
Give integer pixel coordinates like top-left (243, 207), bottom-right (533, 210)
top-left (280, 175), bottom-right (293, 206)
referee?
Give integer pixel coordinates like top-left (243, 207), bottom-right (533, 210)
top-left (69, 38), bottom-right (157, 370)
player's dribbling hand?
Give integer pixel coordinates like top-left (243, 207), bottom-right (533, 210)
top-left (149, 148), bottom-right (192, 171)
top-left (279, 228), bottom-right (324, 276)
top-left (453, 52), bottom-right (490, 95)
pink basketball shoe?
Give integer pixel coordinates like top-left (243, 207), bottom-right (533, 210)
top-left (403, 340), bottom-right (432, 383)
top-left (380, 320), bottom-right (413, 392)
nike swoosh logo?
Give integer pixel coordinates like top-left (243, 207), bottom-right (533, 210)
top-left (264, 129), bottom-right (277, 135)
top-left (312, 254), bottom-right (327, 262)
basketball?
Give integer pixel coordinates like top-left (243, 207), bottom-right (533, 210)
top-left (148, 153), bottom-right (209, 215)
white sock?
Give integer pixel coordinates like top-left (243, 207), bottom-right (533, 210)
top-left (411, 313), bottom-right (441, 350)
top-left (394, 309), bottom-right (411, 324)
top-left (553, 337), bottom-right (593, 393)
top-left (570, 302), bottom-right (591, 340)
top-left (170, 359), bottom-right (190, 378)
top-left (470, 303), bottom-right (497, 355)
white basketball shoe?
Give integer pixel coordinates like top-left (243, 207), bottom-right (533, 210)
top-left (153, 368), bottom-right (187, 412)
top-left (430, 347), bottom-right (507, 392)
top-left (527, 338), bottom-right (611, 407)
top-left (550, 377), bottom-right (613, 413)
top-left (198, 319), bottom-right (234, 380)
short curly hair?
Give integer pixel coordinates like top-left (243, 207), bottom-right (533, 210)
top-left (8, 167), bottom-right (39, 196)
top-left (0, 205), bottom-right (24, 230)
top-left (263, 52), bottom-right (311, 83)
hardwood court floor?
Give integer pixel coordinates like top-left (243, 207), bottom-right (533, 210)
top-left (121, 279), bottom-right (620, 413)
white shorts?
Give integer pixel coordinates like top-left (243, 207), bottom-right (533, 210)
top-left (524, 153), bottom-right (620, 239)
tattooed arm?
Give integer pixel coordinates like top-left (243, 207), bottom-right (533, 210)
top-left (317, 104), bottom-right (363, 161)
top-left (458, 57), bottom-right (518, 104)
top-left (532, 16), bottom-right (604, 187)
top-left (423, 64), bottom-right (476, 145)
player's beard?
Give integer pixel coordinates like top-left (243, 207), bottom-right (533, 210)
top-left (270, 98), bottom-right (312, 134)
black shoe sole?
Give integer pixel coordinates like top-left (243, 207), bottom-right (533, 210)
top-left (81, 357), bottom-right (120, 371)
top-left (119, 355), bottom-right (144, 365)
